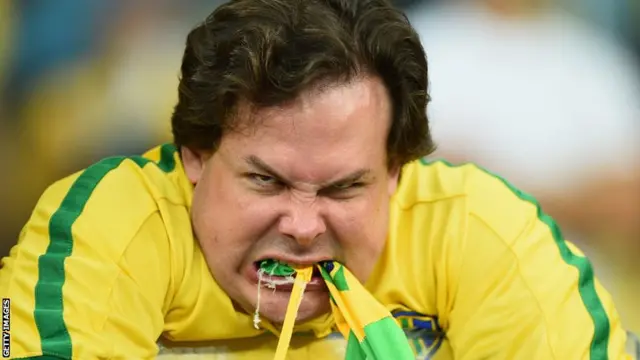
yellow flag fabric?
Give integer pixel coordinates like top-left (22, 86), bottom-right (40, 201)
top-left (275, 262), bottom-right (414, 360)
top-left (273, 266), bottom-right (313, 360)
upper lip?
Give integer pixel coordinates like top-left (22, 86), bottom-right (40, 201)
top-left (255, 254), bottom-right (333, 267)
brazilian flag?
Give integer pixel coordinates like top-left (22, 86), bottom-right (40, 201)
top-left (318, 261), bottom-right (415, 360)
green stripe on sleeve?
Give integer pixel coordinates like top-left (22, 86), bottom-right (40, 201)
top-left (156, 143), bottom-right (178, 172)
top-left (33, 144), bottom-right (177, 358)
top-left (35, 157), bottom-right (126, 357)
top-left (419, 158), bottom-right (611, 360)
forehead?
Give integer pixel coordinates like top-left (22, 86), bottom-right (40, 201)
top-left (220, 76), bottom-right (392, 178)
top-left (244, 76), bottom-right (390, 135)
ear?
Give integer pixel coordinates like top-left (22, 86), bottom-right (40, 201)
top-left (181, 146), bottom-right (209, 185)
top-left (387, 165), bottom-right (401, 196)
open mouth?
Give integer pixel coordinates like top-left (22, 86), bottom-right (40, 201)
top-left (250, 260), bottom-right (331, 329)
top-left (253, 260), bottom-right (324, 277)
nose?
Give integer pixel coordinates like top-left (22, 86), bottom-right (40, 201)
top-left (278, 198), bottom-right (327, 246)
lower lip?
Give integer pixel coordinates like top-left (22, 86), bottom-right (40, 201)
top-left (247, 264), bottom-right (328, 292)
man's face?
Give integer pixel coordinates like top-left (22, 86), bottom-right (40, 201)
top-left (182, 76), bottom-right (399, 324)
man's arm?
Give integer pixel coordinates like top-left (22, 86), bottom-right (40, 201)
top-left (446, 175), bottom-right (631, 359)
top-left (0, 163), bottom-right (171, 359)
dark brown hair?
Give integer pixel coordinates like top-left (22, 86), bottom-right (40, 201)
top-left (171, 0), bottom-right (435, 167)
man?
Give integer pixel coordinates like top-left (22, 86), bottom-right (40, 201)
top-left (0, 0), bottom-right (635, 359)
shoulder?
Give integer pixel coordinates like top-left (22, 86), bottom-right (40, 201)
top-left (27, 144), bottom-right (189, 261)
top-left (395, 159), bottom-right (541, 239)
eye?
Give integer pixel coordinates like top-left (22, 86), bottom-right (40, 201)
top-left (319, 182), bottom-right (366, 199)
top-left (333, 182), bottom-right (364, 190)
top-left (248, 173), bottom-right (277, 186)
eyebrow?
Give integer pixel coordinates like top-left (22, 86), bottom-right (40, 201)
top-left (327, 169), bottom-right (372, 187)
top-left (244, 155), bottom-right (290, 185)
top-left (243, 155), bottom-right (373, 188)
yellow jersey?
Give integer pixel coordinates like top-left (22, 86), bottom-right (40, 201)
top-left (1, 144), bottom-right (636, 359)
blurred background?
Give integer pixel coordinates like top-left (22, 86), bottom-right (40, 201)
top-left (0, 0), bottom-right (638, 333)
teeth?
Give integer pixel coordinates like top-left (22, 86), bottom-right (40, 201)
top-left (262, 275), bottom-right (296, 289)
top-left (256, 259), bottom-right (328, 278)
